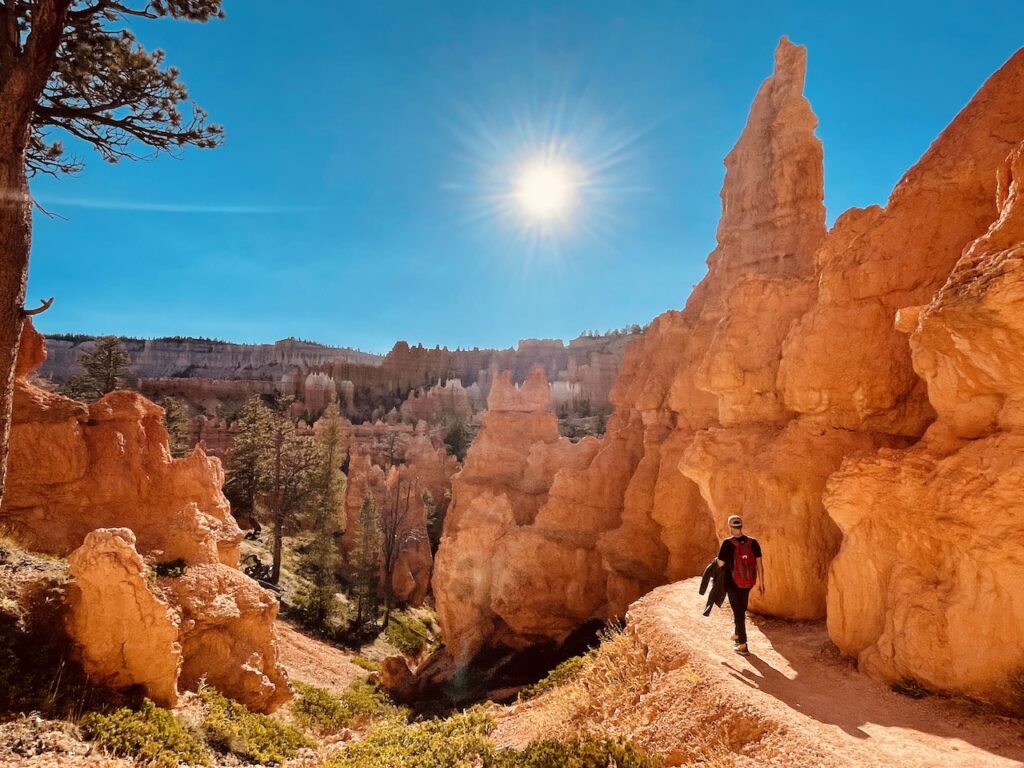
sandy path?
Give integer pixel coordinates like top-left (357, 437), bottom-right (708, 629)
top-left (627, 579), bottom-right (1024, 767)
top-left (275, 621), bottom-right (366, 696)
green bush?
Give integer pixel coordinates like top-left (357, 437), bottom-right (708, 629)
top-left (328, 712), bottom-right (660, 768)
top-left (351, 655), bottom-right (382, 673)
top-left (520, 651), bottom-right (596, 701)
top-left (292, 680), bottom-right (404, 734)
top-left (200, 685), bottom-right (309, 764)
top-left (80, 699), bottom-right (210, 768)
top-left (329, 710), bottom-right (494, 768)
top-left (487, 736), bottom-right (662, 767)
top-left (339, 678), bottom-right (407, 727)
top-left (384, 611), bottom-right (433, 656)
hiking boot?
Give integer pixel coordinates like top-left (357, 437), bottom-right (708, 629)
top-left (734, 643), bottom-right (749, 655)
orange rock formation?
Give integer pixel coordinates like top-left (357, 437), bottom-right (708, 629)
top-left (433, 38), bottom-right (1024, 709)
top-left (434, 365), bottom-right (601, 662)
top-left (5, 323), bottom-right (290, 712)
top-left (825, 132), bottom-right (1024, 709)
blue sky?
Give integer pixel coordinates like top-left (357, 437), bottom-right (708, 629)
top-left (26, 1), bottom-right (1024, 353)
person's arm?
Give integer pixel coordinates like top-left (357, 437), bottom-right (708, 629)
top-left (756, 557), bottom-right (765, 594)
top-left (716, 539), bottom-right (728, 568)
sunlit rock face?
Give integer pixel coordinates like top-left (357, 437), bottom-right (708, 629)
top-left (434, 37), bottom-right (827, 659)
top-left (433, 366), bottom-right (601, 663)
top-left (435, 37), bottom-right (1024, 708)
top-left (5, 323), bottom-right (242, 566)
top-left (66, 528), bottom-right (183, 707)
top-left (826, 131), bottom-right (1024, 710)
top-left (7, 323), bottom-right (290, 712)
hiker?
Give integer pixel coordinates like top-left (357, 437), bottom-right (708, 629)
top-left (716, 514), bottom-right (764, 655)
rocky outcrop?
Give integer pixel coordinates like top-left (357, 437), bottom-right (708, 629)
top-left (7, 324), bottom-right (290, 712)
top-left (434, 37), bottom-right (1024, 709)
top-left (433, 366), bottom-right (602, 662)
top-left (824, 135), bottom-right (1024, 709)
top-left (40, 335), bottom-right (380, 383)
top-left (169, 563), bottom-right (291, 712)
top-left (66, 528), bottom-right (182, 707)
top-left (6, 326), bottom-right (242, 566)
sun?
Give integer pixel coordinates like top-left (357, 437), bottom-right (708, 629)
top-left (515, 160), bottom-right (577, 222)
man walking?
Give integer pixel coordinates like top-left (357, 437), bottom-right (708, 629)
top-left (716, 515), bottom-right (764, 655)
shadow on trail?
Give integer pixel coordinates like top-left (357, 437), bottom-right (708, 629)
top-left (717, 618), bottom-right (1024, 761)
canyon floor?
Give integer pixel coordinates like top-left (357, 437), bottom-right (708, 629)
top-left (495, 579), bottom-right (1024, 767)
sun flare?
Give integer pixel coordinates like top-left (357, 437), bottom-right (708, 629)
top-left (515, 160), bottom-right (577, 222)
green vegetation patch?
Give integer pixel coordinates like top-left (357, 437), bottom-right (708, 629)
top-left (328, 711), bottom-right (660, 768)
top-left (329, 710), bottom-right (494, 768)
top-left (153, 559), bottom-right (187, 578)
top-left (292, 680), bottom-right (404, 734)
top-left (80, 699), bottom-right (210, 768)
top-left (351, 655), bottom-right (382, 673)
top-left (384, 610), bottom-right (434, 656)
top-left (200, 685), bottom-right (310, 764)
top-left (520, 650), bottom-right (597, 701)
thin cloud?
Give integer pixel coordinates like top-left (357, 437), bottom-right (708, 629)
top-left (34, 195), bottom-right (317, 214)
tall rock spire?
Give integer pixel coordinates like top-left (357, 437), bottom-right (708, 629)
top-left (710, 36), bottom-right (826, 280)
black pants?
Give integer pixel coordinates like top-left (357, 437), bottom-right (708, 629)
top-left (726, 584), bottom-right (751, 644)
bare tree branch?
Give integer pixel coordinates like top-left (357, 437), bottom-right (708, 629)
top-left (21, 296), bottom-right (53, 315)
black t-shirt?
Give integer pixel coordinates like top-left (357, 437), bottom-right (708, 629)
top-left (718, 535), bottom-right (762, 586)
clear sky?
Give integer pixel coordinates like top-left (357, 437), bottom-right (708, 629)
top-left (25, 0), bottom-right (1024, 353)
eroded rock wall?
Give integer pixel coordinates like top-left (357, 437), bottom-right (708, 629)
top-left (825, 135), bottom-right (1024, 709)
top-left (6, 323), bottom-right (290, 712)
top-left (433, 366), bottom-right (602, 663)
top-left (434, 38), bottom-right (1024, 709)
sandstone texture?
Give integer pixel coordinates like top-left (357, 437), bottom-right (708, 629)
top-left (7, 324), bottom-right (290, 712)
top-left (7, 323), bottom-right (242, 566)
top-left (825, 132), bottom-right (1024, 709)
top-left (433, 366), bottom-right (601, 663)
top-left (433, 38), bottom-right (1024, 709)
top-left (66, 528), bottom-right (182, 707)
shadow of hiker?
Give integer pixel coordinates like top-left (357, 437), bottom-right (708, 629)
top-left (715, 617), bottom-right (1024, 761)
top-left (722, 653), bottom-right (871, 738)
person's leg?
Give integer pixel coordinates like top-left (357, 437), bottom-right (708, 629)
top-left (726, 585), bottom-right (745, 644)
top-left (735, 587), bottom-right (750, 644)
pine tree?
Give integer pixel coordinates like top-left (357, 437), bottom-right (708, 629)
top-left (61, 335), bottom-right (130, 401)
top-left (296, 401), bottom-right (346, 631)
top-left (444, 419), bottom-right (471, 461)
top-left (423, 489), bottom-right (444, 555)
top-left (379, 477), bottom-right (417, 629)
top-left (263, 401), bottom-right (322, 584)
top-left (161, 396), bottom-right (192, 458)
top-left (0, 0), bottom-right (224, 519)
top-left (352, 490), bottom-right (382, 627)
top-left (224, 396), bottom-right (274, 529)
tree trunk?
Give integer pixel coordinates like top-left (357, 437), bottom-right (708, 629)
top-left (382, 586), bottom-right (392, 629)
top-left (271, 509), bottom-right (283, 584)
top-left (0, 0), bottom-right (74, 516)
top-left (269, 426), bottom-right (284, 583)
top-left (0, 152), bottom-right (31, 515)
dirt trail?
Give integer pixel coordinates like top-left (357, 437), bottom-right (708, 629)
top-left (625, 579), bottom-right (1024, 767)
top-left (275, 621), bottom-right (366, 695)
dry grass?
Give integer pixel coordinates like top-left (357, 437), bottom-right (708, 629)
top-left (495, 626), bottom-right (734, 766)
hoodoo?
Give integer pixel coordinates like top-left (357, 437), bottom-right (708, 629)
top-left (2, 322), bottom-right (291, 712)
top-left (433, 37), bottom-right (1024, 709)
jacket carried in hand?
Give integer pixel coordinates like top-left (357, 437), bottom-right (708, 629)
top-left (698, 558), bottom-right (727, 616)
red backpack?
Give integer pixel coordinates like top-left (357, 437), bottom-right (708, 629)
top-left (731, 538), bottom-right (758, 589)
